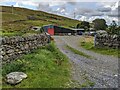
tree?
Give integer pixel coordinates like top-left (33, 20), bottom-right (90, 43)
top-left (116, 26), bottom-right (120, 35)
top-left (76, 23), bottom-right (81, 28)
top-left (76, 21), bottom-right (90, 31)
top-left (92, 19), bottom-right (108, 30)
top-left (108, 20), bottom-right (119, 34)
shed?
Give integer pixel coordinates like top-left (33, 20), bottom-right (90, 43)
top-left (42, 25), bottom-right (86, 36)
top-left (54, 26), bottom-right (75, 35)
top-left (43, 25), bottom-right (54, 35)
top-left (42, 25), bottom-right (76, 35)
top-left (72, 28), bottom-right (85, 35)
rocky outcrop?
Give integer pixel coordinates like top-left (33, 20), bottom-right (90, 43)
top-left (1, 33), bottom-right (49, 64)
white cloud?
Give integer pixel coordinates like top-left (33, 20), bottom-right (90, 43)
top-left (98, 2), bottom-right (119, 10)
top-left (57, 8), bottom-right (60, 11)
top-left (111, 1), bottom-right (119, 10)
top-left (97, 7), bottom-right (111, 12)
top-left (60, 9), bottom-right (65, 13)
top-left (14, 2), bottom-right (19, 7)
top-left (49, 2), bottom-right (66, 6)
top-left (78, 16), bottom-right (88, 21)
top-left (74, 6), bottom-right (104, 17)
top-left (37, 3), bottom-right (52, 12)
top-left (21, 1), bottom-right (38, 7)
top-left (107, 10), bottom-right (118, 17)
top-left (84, 15), bottom-right (118, 25)
top-left (89, 12), bottom-right (104, 16)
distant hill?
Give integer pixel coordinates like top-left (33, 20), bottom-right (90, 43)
top-left (1, 6), bottom-right (80, 36)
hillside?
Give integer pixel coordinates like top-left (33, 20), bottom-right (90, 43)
top-left (1, 6), bottom-right (80, 36)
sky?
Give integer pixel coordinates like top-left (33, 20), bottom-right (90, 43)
top-left (0, 0), bottom-right (119, 25)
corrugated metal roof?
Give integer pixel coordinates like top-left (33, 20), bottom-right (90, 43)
top-left (72, 28), bottom-right (84, 31)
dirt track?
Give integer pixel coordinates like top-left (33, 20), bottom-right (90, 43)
top-left (53, 36), bottom-right (118, 88)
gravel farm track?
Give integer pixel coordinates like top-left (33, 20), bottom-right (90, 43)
top-left (53, 36), bottom-right (118, 88)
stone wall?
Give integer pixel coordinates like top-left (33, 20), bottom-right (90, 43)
top-left (95, 34), bottom-right (120, 49)
top-left (1, 33), bottom-right (49, 64)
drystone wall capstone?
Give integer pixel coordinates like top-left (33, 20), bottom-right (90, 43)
top-left (95, 34), bottom-right (120, 49)
top-left (1, 33), bottom-right (49, 64)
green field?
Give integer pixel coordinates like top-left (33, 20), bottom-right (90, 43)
top-left (2, 6), bottom-right (80, 36)
top-left (66, 45), bottom-right (92, 59)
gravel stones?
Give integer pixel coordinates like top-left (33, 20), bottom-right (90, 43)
top-left (53, 36), bottom-right (118, 88)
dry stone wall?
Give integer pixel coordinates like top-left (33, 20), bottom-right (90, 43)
top-left (95, 34), bottom-right (120, 49)
top-left (1, 33), bottom-right (49, 64)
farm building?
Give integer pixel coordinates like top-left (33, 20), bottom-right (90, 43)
top-left (42, 25), bottom-right (55, 35)
top-left (72, 28), bottom-right (85, 35)
top-left (42, 24), bottom-right (85, 35)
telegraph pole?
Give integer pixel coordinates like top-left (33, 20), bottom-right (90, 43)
top-left (74, 12), bottom-right (75, 19)
top-left (11, 5), bottom-right (14, 14)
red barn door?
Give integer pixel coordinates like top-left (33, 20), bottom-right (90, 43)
top-left (48, 28), bottom-right (54, 35)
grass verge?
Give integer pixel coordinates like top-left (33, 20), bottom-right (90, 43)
top-left (80, 73), bottom-right (95, 87)
top-left (2, 42), bottom-right (71, 88)
top-left (66, 45), bottom-right (92, 59)
top-left (81, 41), bottom-right (119, 57)
top-left (81, 81), bottom-right (95, 87)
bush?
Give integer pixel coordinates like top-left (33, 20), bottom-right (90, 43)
top-left (2, 59), bottom-right (27, 76)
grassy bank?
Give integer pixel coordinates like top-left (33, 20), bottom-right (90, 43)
top-left (2, 42), bottom-right (71, 88)
top-left (80, 36), bottom-right (119, 57)
top-left (2, 6), bottom-right (79, 37)
top-left (66, 45), bottom-right (92, 59)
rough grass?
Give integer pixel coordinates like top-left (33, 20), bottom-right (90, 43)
top-left (2, 12), bottom-right (26, 22)
top-left (81, 81), bottom-right (95, 88)
top-left (80, 36), bottom-right (119, 57)
top-left (80, 73), bottom-right (95, 87)
top-left (2, 6), bottom-right (80, 36)
top-left (66, 45), bottom-right (92, 59)
top-left (2, 42), bottom-right (71, 88)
